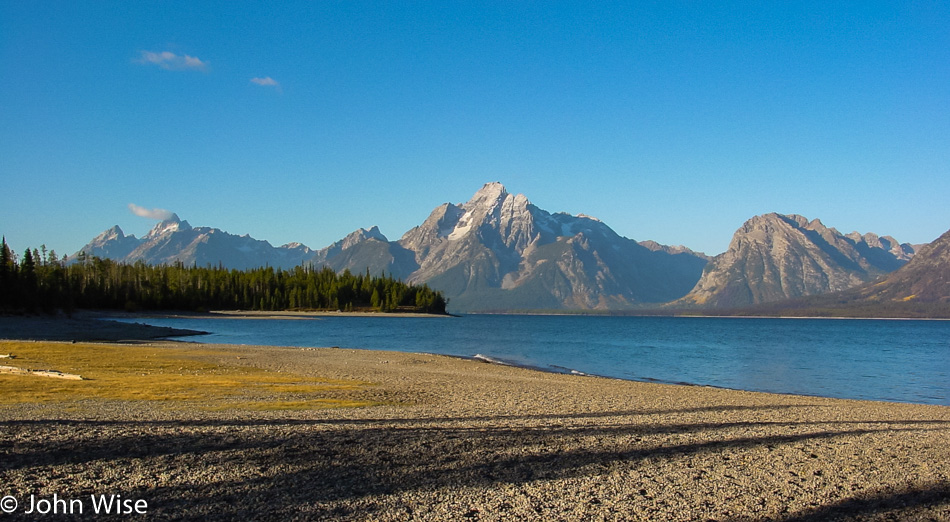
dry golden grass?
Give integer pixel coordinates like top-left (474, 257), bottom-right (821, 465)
top-left (0, 340), bottom-right (380, 411)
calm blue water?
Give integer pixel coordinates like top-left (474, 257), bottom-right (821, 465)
top-left (113, 315), bottom-right (949, 405)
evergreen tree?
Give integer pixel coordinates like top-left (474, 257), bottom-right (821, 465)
top-left (0, 237), bottom-right (15, 309)
top-left (19, 248), bottom-right (38, 310)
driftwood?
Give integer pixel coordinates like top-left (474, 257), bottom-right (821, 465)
top-left (0, 364), bottom-right (83, 380)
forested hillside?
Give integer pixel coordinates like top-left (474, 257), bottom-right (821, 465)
top-left (0, 238), bottom-right (447, 314)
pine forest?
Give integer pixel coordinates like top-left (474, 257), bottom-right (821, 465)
top-left (0, 238), bottom-right (448, 315)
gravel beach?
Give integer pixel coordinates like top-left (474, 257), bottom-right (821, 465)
top-left (1, 317), bottom-right (948, 520)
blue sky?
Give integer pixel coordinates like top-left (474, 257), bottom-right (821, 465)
top-left (2, 1), bottom-right (948, 258)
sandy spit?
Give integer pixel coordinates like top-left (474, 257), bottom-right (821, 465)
top-left (0, 318), bottom-right (947, 520)
top-left (0, 312), bottom-right (206, 342)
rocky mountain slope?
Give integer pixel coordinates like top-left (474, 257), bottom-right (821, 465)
top-left (308, 226), bottom-right (419, 278)
top-left (675, 213), bottom-right (916, 308)
top-left (716, 227), bottom-right (950, 318)
top-left (835, 227), bottom-right (950, 304)
top-left (394, 182), bottom-right (709, 310)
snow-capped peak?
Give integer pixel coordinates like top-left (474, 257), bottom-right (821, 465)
top-left (144, 214), bottom-right (191, 238)
top-left (466, 182), bottom-right (508, 209)
top-left (94, 225), bottom-right (126, 242)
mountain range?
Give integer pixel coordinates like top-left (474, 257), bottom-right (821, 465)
top-left (79, 216), bottom-right (315, 271)
top-left (77, 182), bottom-right (938, 313)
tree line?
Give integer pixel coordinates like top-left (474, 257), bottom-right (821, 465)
top-left (0, 238), bottom-right (447, 314)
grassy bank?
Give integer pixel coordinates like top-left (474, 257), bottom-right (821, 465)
top-left (0, 341), bottom-right (380, 411)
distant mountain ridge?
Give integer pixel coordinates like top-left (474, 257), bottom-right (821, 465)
top-left (77, 213), bottom-right (315, 271)
top-left (712, 226), bottom-right (950, 318)
top-left (76, 183), bottom-right (926, 312)
top-left (856, 227), bottom-right (950, 303)
top-left (675, 213), bottom-right (916, 308)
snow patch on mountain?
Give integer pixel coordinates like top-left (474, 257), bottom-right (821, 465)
top-left (447, 211), bottom-right (475, 240)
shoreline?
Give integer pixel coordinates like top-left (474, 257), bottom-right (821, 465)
top-left (467, 310), bottom-right (950, 321)
top-left (109, 309), bottom-right (455, 320)
top-left (465, 352), bottom-right (945, 407)
top-left (208, 309), bottom-right (452, 319)
top-left (1, 338), bottom-right (948, 520)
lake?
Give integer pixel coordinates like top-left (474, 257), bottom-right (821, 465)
top-left (112, 314), bottom-right (949, 405)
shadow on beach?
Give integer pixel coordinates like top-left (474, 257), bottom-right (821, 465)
top-left (2, 404), bottom-right (948, 520)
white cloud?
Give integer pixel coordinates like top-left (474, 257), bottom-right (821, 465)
top-left (128, 204), bottom-right (175, 221)
top-left (136, 50), bottom-right (208, 71)
top-left (250, 76), bottom-right (278, 86)
top-left (250, 77), bottom-right (281, 92)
